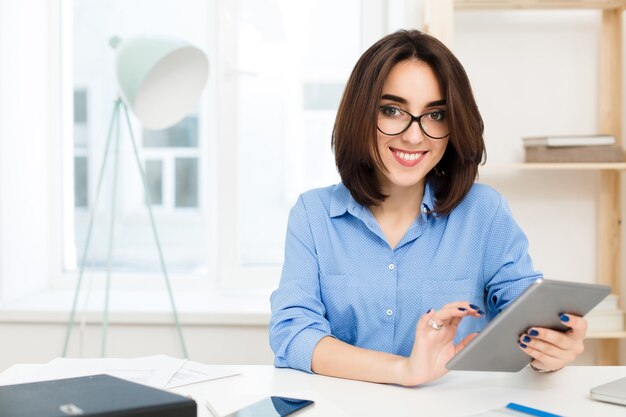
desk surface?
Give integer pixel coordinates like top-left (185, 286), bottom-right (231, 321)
top-left (2, 365), bottom-right (625, 416)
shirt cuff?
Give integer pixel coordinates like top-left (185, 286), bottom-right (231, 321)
top-left (284, 328), bottom-right (333, 373)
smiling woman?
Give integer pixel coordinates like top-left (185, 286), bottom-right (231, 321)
top-left (269, 29), bottom-right (589, 387)
top-left (374, 60), bottom-right (449, 199)
top-left (332, 31), bottom-right (485, 216)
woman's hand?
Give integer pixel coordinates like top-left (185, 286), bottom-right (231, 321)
top-left (401, 302), bottom-right (481, 386)
top-left (518, 314), bottom-right (587, 372)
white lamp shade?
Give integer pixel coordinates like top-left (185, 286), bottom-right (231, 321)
top-left (113, 36), bottom-right (208, 130)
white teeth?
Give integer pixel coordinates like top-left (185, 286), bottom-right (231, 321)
top-left (394, 150), bottom-right (422, 161)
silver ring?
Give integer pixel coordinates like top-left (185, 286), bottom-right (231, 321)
top-left (428, 319), bottom-right (444, 330)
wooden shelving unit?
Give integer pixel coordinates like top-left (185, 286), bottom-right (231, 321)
top-left (454, 0), bottom-right (626, 10)
top-left (424, 0), bottom-right (625, 364)
top-left (587, 329), bottom-right (626, 339)
top-left (481, 163), bottom-right (626, 170)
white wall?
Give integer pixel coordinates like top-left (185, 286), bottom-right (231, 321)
top-left (0, 322), bottom-right (273, 372)
top-left (456, 10), bottom-right (599, 281)
top-left (0, 0), bottom-right (56, 302)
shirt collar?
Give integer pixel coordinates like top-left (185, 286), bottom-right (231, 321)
top-left (421, 180), bottom-right (435, 218)
top-left (330, 181), bottom-right (436, 219)
top-left (329, 183), bottom-right (355, 218)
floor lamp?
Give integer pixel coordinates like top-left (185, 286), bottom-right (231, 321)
top-left (62, 35), bottom-right (209, 358)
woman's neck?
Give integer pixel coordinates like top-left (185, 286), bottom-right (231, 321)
top-left (370, 181), bottom-right (425, 219)
top-left (369, 182), bottom-right (425, 249)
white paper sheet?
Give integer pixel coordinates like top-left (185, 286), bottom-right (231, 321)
top-left (0, 355), bottom-right (238, 389)
top-left (165, 360), bottom-right (239, 389)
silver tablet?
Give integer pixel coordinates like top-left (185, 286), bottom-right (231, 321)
top-left (446, 279), bottom-right (610, 372)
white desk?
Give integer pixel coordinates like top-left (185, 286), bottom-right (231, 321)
top-left (1, 365), bottom-right (625, 416)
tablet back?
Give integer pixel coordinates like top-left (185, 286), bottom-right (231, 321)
top-left (445, 279), bottom-right (610, 372)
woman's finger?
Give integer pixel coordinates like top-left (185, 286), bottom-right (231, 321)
top-left (557, 314), bottom-right (587, 337)
top-left (519, 335), bottom-right (577, 363)
top-left (524, 327), bottom-right (571, 349)
top-left (518, 341), bottom-right (565, 370)
top-left (417, 308), bottom-right (437, 332)
top-left (440, 301), bottom-right (485, 317)
top-left (524, 325), bottom-right (584, 351)
top-left (454, 332), bottom-right (479, 353)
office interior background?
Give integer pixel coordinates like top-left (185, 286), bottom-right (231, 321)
top-left (0, 0), bottom-right (625, 371)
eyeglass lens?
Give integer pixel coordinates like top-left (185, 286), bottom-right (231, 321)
top-left (377, 106), bottom-right (449, 139)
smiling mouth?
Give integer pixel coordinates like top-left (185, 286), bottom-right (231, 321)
top-left (390, 147), bottom-right (428, 162)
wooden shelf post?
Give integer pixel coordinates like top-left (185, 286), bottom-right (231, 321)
top-left (596, 8), bottom-right (623, 365)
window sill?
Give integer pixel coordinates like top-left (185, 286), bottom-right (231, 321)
top-left (0, 288), bottom-right (272, 326)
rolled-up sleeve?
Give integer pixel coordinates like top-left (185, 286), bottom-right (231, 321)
top-left (269, 195), bottom-right (332, 373)
top-left (483, 196), bottom-right (542, 313)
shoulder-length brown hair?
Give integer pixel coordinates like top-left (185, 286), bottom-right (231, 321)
top-left (332, 29), bottom-right (485, 216)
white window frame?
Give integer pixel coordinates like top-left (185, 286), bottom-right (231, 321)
top-left (141, 148), bottom-right (203, 211)
top-left (0, 0), bottom-right (65, 301)
top-left (72, 84), bottom-right (92, 210)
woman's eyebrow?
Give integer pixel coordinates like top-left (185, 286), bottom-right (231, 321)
top-left (380, 95), bottom-right (447, 108)
top-left (426, 99), bottom-right (446, 107)
top-left (380, 94), bottom-right (407, 104)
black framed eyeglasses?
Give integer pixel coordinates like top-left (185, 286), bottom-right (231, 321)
top-left (377, 105), bottom-right (449, 139)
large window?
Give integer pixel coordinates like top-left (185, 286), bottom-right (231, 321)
top-left (232, 0), bottom-right (359, 268)
top-left (68, 0), bottom-right (211, 275)
top-left (0, 0), bottom-right (406, 301)
top-left (59, 0), bottom-right (373, 288)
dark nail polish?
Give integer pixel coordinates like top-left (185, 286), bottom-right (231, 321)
top-left (469, 304), bottom-right (480, 310)
top-left (478, 310), bottom-right (485, 315)
top-left (458, 307), bottom-right (467, 311)
top-left (520, 343), bottom-right (527, 349)
top-left (426, 308), bottom-right (433, 314)
top-left (523, 336), bottom-right (531, 343)
top-left (560, 314), bottom-right (570, 322)
top-left (529, 329), bottom-right (539, 336)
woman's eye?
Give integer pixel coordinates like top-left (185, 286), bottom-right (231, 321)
top-left (428, 110), bottom-right (446, 121)
top-left (381, 106), bottom-right (401, 117)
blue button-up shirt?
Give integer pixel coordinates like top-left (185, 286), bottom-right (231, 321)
top-left (270, 181), bottom-right (542, 372)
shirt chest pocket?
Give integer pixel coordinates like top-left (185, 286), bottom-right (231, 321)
top-left (421, 277), bottom-right (480, 310)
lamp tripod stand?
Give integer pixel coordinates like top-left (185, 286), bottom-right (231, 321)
top-left (62, 98), bottom-right (188, 358)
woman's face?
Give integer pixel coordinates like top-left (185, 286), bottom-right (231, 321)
top-left (375, 59), bottom-right (449, 193)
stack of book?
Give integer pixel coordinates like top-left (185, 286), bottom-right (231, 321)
top-left (522, 134), bottom-right (623, 163)
top-left (586, 294), bottom-right (624, 335)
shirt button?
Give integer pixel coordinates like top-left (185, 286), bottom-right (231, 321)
top-left (386, 309), bottom-right (393, 316)
top-left (388, 263), bottom-right (395, 270)
top-left (422, 206), bottom-right (428, 213)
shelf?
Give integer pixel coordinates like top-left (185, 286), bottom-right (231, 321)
top-left (455, 0), bottom-right (626, 10)
top-left (432, 0), bottom-right (625, 365)
top-left (586, 330), bottom-right (626, 338)
top-left (480, 162), bottom-right (626, 170)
